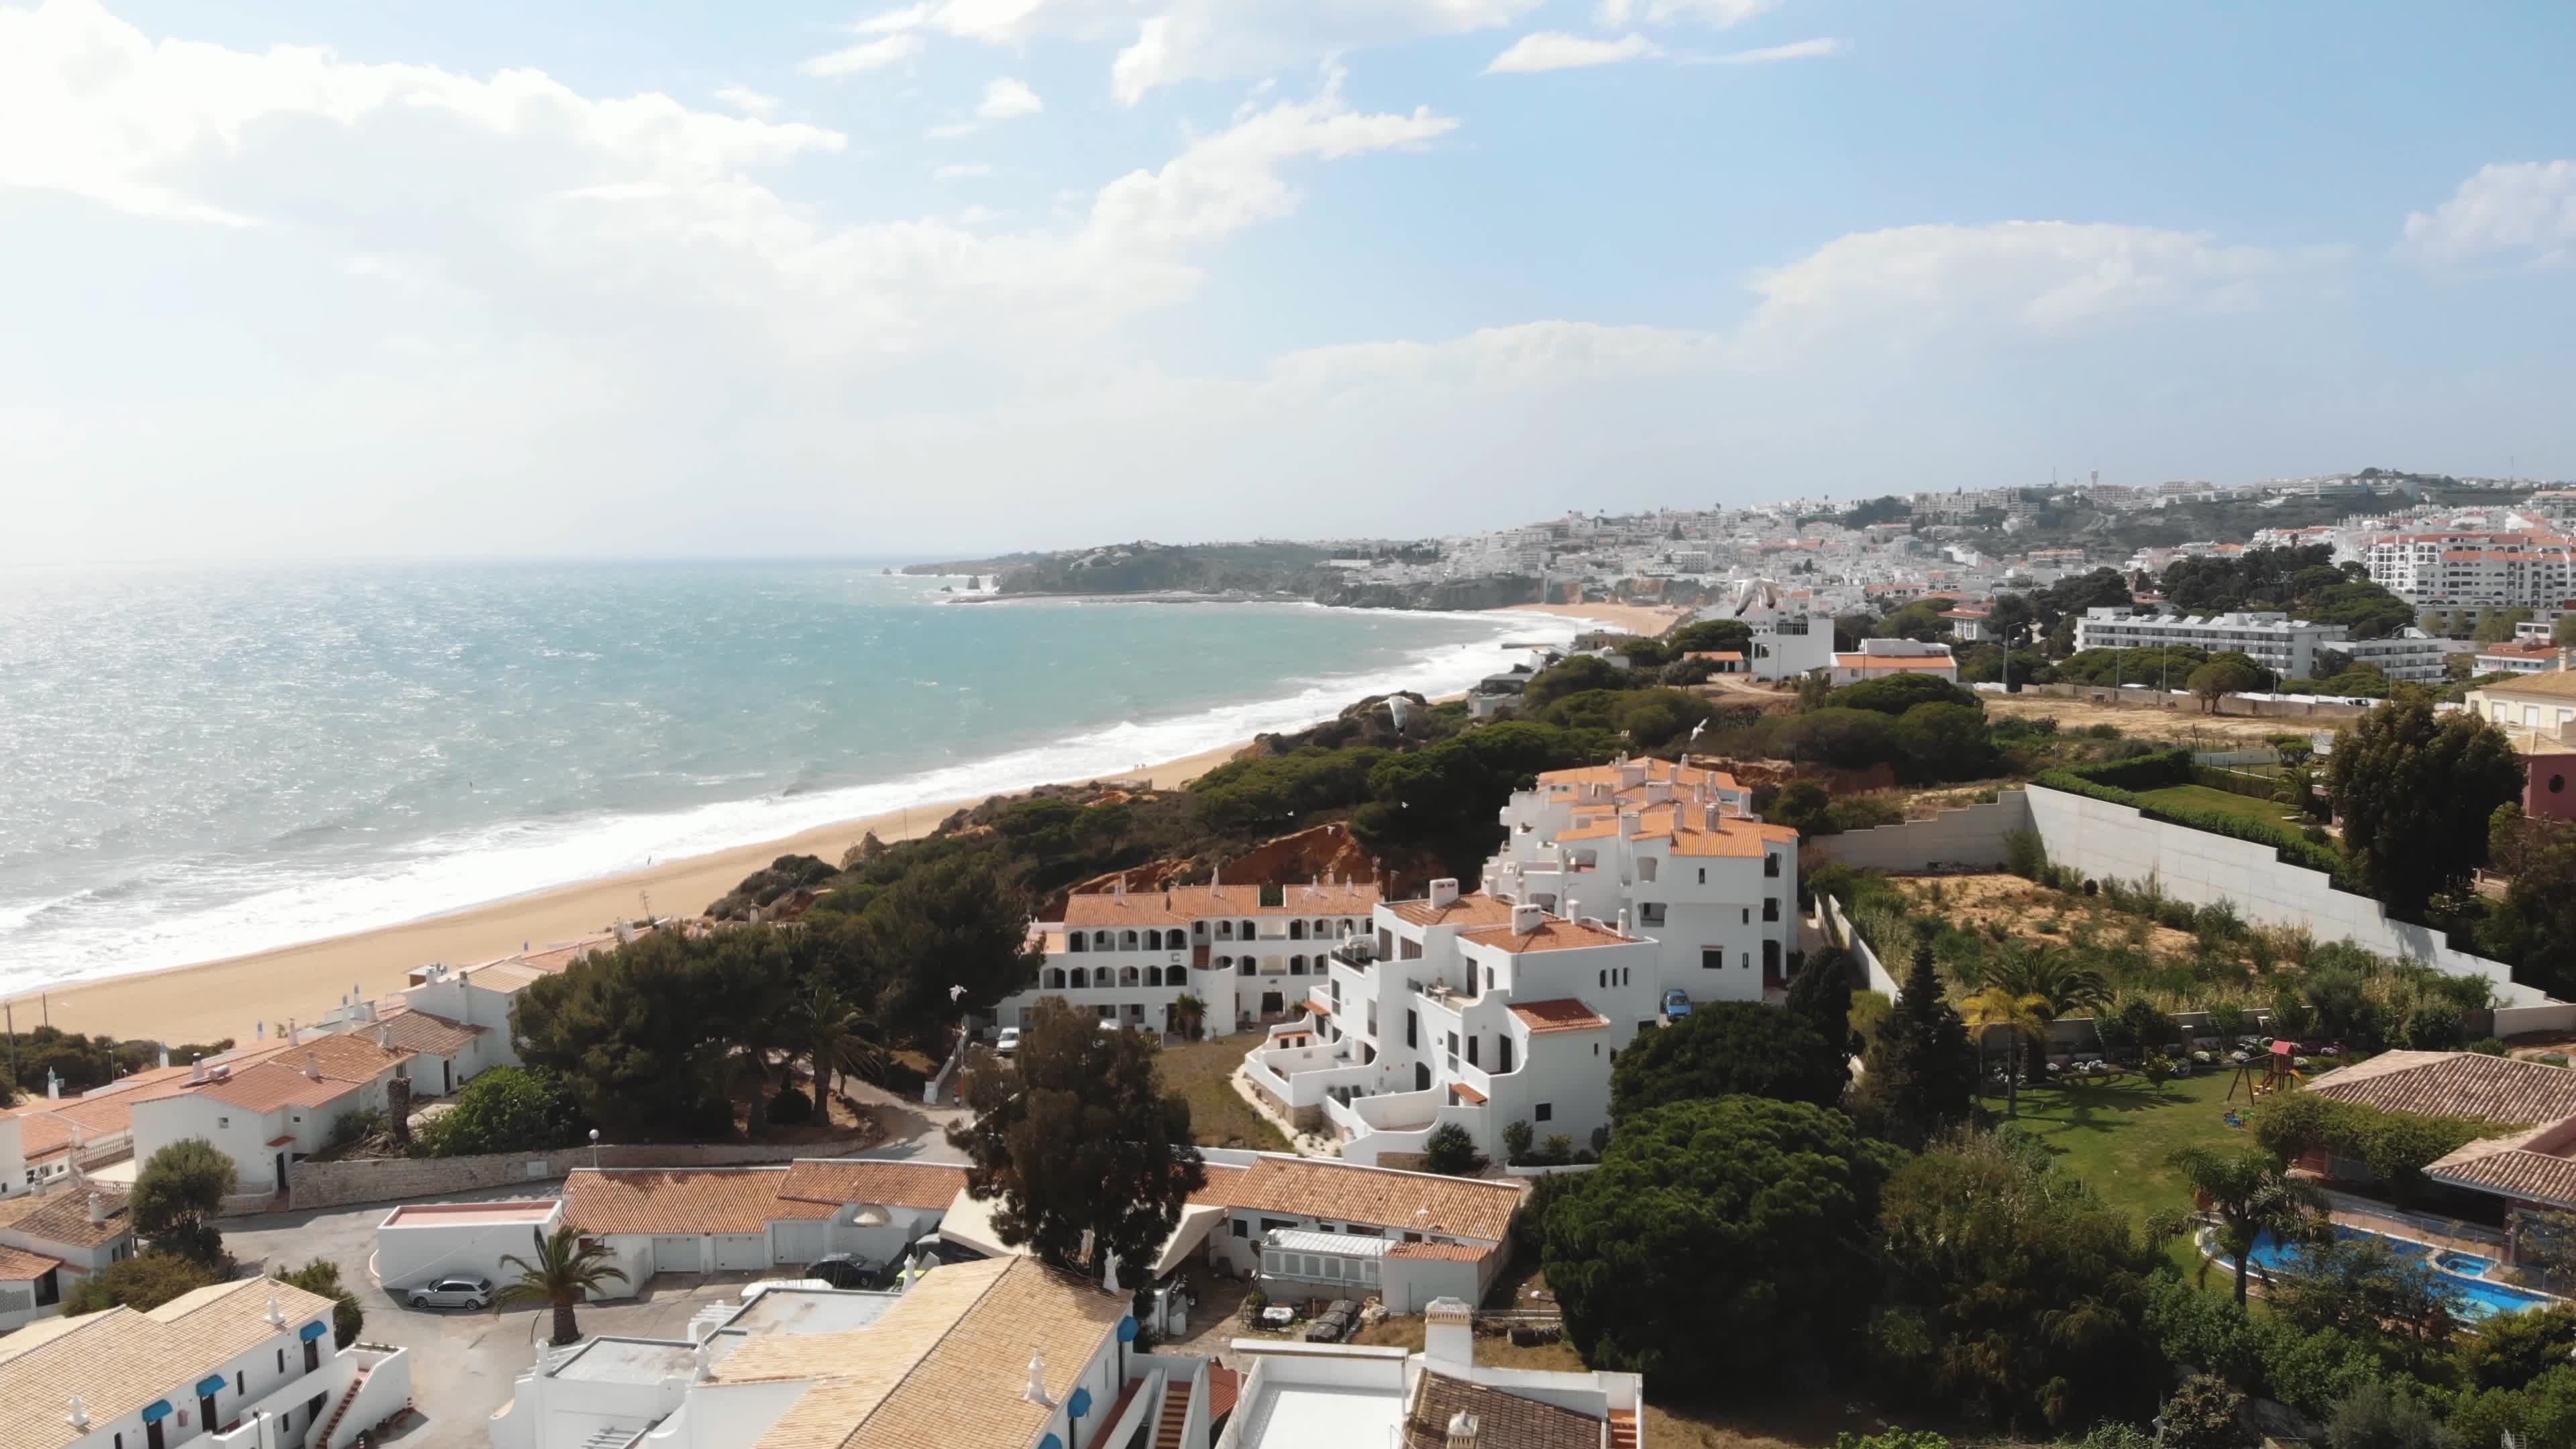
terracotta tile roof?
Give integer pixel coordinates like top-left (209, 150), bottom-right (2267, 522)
top-left (133, 1032), bottom-right (412, 1115)
top-left (1450, 1083), bottom-right (1487, 1105)
top-left (1459, 918), bottom-right (1637, 955)
top-left (712, 1256), bottom-right (1128, 1449)
top-left (0, 1247), bottom-right (60, 1282)
top-left (2307, 1051), bottom-right (2576, 1126)
top-left (367, 1008), bottom-right (486, 1058)
top-left (13, 1096), bottom-right (133, 1165)
top-left (1205, 1364), bottom-right (1242, 1421)
top-left (2472, 672), bottom-right (2576, 701)
top-left (1187, 1165), bottom-right (1248, 1208)
top-left (1387, 1240), bottom-right (1491, 1262)
top-left (564, 1167), bottom-right (794, 1235)
top-left (1831, 653), bottom-right (1958, 673)
top-left (1404, 1370), bottom-right (1603, 1449)
top-left (0, 1277), bottom-right (339, 1449)
top-left (1508, 1000), bottom-right (1611, 1034)
top-left (1, 1190), bottom-right (134, 1252)
top-left (1387, 894), bottom-right (1520, 929)
top-left (776, 1161), bottom-right (967, 1212)
top-left (151, 1060), bottom-right (366, 1114)
top-left (1221, 1157), bottom-right (1521, 1242)
top-left (1063, 881), bottom-right (1381, 930)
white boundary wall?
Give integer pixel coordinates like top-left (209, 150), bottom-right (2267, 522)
top-left (1812, 786), bottom-right (2551, 1006)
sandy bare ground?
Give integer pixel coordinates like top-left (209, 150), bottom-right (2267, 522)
top-left (1982, 692), bottom-right (2315, 746)
top-left (1499, 601), bottom-right (1695, 636)
top-left (1890, 873), bottom-right (2203, 961)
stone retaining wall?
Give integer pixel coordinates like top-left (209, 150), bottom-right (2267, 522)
top-left (281, 1138), bottom-right (880, 1213)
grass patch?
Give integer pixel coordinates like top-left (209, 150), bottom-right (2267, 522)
top-left (2133, 783), bottom-right (2314, 837)
top-left (1155, 1031), bottom-right (1292, 1152)
top-left (1998, 1071), bottom-right (2253, 1276)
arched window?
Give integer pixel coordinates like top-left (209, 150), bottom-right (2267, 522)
top-left (1216, 955), bottom-right (1233, 969)
top-left (1238, 959), bottom-right (1255, 977)
top-left (1122, 967), bottom-right (1141, 986)
top-left (1121, 930), bottom-right (1139, 951)
top-left (1217, 921), bottom-right (1234, 940)
top-left (1242, 920), bottom-right (1257, 941)
top-left (1070, 967), bottom-right (1089, 989)
top-left (1313, 919), bottom-right (1330, 938)
top-left (1092, 930), bottom-right (1112, 950)
top-left (1047, 969), bottom-right (1066, 989)
top-left (1068, 934), bottom-right (1087, 953)
top-left (1290, 955), bottom-right (1307, 975)
top-left (1289, 920), bottom-right (1306, 941)
top-left (1146, 966), bottom-right (1162, 987)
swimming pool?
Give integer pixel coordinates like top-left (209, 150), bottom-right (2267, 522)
top-left (2214, 1224), bottom-right (2562, 1320)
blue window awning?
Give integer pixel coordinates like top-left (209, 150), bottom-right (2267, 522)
top-left (140, 1402), bottom-right (172, 1425)
top-left (299, 1320), bottom-right (330, 1342)
top-left (1116, 1315), bottom-right (1139, 1342)
top-left (195, 1373), bottom-right (227, 1397)
top-left (1067, 1387), bottom-right (1093, 1419)
top-left (1038, 1436), bottom-right (1063, 1449)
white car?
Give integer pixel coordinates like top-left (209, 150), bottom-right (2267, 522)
top-left (409, 1275), bottom-right (493, 1311)
top-left (994, 1026), bottom-right (1021, 1057)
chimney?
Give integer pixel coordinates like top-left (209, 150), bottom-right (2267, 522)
top-left (305, 1051), bottom-right (323, 1081)
top-left (264, 1291), bottom-right (284, 1327)
top-left (1618, 811), bottom-right (1643, 839)
top-left (1616, 908), bottom-right (1632, 936)
top-left (1511, 904), bottom-right (1544, 938)
top-left (157, 1045), bottom-right (170, 1071)
top-left (87, 1193), bottom-right (104, 1226)
top-left (191, 1057), bottom-right (207, 1084)
top-left (1424, 1297), bottom-right (1475, 1368)
top-left (65, 1396), bottom-right (88, 1433)
top-left (1022, 1354), bottom-right (1053, 1407)
top-left (1428, 878), bottom-right (1462, 910)
top-left (1445, 1411), bottom-right (1481, 1449)
top-left (1644, 780), bottom-right (1673, 804)
top-left (46, 1070), bottom-right (59, 1100)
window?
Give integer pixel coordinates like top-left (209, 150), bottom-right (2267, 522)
top-left (1466, 1036), bottom-right (1479, 1067)
top-left (1407, 1010), bottom-right (1419, 1048)
top-left (1068, 934), bottom-right (1086, 953)
top-left (1702, 949), bottom-right (1723, 970)
top-left (1238, 960), bottom-right (1254, 977)
top-left (1232, 1218), bottom-right (1248, 1238)
top-left (1497, 1038), bottom-right (1513, 1073)
top-left (1763, 898), bottom-right (1779, 922)
top-left (1400, 938), bottom-right (1423, 961)
top-left (277, 1349), bottom-right (285, 1374)
top-left (1639, 903), bottom-right (1665, 927)
top-left (1697, 867), bottom-right (1705, 884)
top-left (1741, 908), bottom-right (1749, 925)
top-left (1638, 858), bottom-right (1657, 881)
top-left (1535, 1103), bottom-right (1552, 1122)
top-left (1764, 853), bottom-right (1781, 879)
top-left (236, 1372), bottom-right (246, 1395)
top-left (1379, 928), bottom-right (1393, 957)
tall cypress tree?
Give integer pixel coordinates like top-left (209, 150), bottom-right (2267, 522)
top-left (1785, 945), bottom-right (1858, 1059)
top-left (1852, 946), bottom-right (1976, 1148)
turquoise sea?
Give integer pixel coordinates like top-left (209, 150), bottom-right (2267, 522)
top-left (0, 562), bottom-right (1578, 994)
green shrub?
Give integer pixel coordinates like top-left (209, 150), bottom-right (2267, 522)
top-left (1503, 1119), bottom-right (1535, 1163)
top-left (2252, 1091), bottom-right (2506, 1203)
top-left (767, 1086), bottom-right (814, 1125)
top-left (1425, 1122), bottom-right (1485, 1176)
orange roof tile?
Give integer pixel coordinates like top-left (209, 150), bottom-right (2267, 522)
top-left (1509, 1000), bottom-right (1611, 1034)
top-left (1460, 918), bottom-right (1637, 955)
top-left (776, 1160), bottom-right (967, 1212)
top-left (366, 1008), bottom-right (486, 1058)
top-left (1832, 654), bottom-right (1958, 672)
top-left (1063, 881), bottom-right (1381, 929)
top-left (1387, 894), bottom-right (1519, 929)
top-left (0, 1246), bottom-right (60, 1282)
top-left (1386, 1240), bottom-right (1491, 1262)
top-left (1219, 1157), bottom-right (1521, 1242)
top-left (564, 1167), bottom-right (794, 1235)
top-left (1450, 1083), bottom-right (1487, 1105)
top-left (2308, 1051), bottom-right (2576, 1125)
top-left (0, 1189), bottom-right (131, 1251)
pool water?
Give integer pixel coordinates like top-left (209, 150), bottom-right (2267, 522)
top-left (2222, 1225), bottom-right (2559, 1320)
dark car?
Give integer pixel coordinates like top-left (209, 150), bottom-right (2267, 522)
top-left (805, 1254), bottom-right (875, 1289)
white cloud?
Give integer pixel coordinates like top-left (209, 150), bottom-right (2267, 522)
top-left (799, 32), bottom-right (924, 76)
top-left (1486, 32), bottom-right (1658, 74)
top-left (2402, 161), bottom-right (2576, 266)
top-left (926, 121), bottom-right (981, 139)
top-left (1688, 36), bottom-right (1843, 65)
top-left (714, 85), bottom-right (781, 117)
top-left (977, 76), bottom-right (1044, 119)
top-left (935, 162), bottom-right (995, 180)
top-left (1597, 0), bottom-right (1774, 28)
top-left (1741, 221), bottom-right (2314, 354)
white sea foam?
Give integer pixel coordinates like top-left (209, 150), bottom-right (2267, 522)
top-left (0, 608), bottom-right (1591, 992)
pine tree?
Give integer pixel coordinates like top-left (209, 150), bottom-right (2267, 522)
top-left (1784, 945), bottom-right (1857, 1058)
top-left (1851, 946), bottom-right (1975, 1148)
top-left (2326, 700), bottom-right (2523, 918)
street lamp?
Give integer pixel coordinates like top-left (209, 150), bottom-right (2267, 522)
top-left (588, 1128), bottom-right (600, 1171)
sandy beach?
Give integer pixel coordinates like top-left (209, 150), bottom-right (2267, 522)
top-left (13, 599), bottom-right (1668, 1047)
top-left (9, 743), bottom-right (1248, 1046)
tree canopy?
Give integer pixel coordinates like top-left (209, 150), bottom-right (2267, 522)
top-left (131, 1138), bottom-right (237, 1267)
top-left (2325, 701), bottom-right (2522, 918)
top-left (947, 998), bottom-right (1208, 1282)
top-left (1848, 948), bottom-right (1976, 1149)
top-left (1609, 1001), bottom-right (1849, 1118)
top-left (413, 1066), bottom-right (589, 1158)
top-left (1544, 1097), bottom-right (1890, 1391)
top-left (64, 1253), bottom-right (220, 1316)
top-left (1829, 674), bottom-right (1980, 716)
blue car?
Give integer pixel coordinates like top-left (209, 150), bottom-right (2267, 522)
top-left (1661, 988), bottom-right (1692, 1022)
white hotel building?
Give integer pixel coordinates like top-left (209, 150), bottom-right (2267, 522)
top-left (1240, 757), bottom-right (1798, 1169)
top-left (2072, 608), bottom-right (2447, 682)
top-left (1000, 881), bottom-right (1382, 1037)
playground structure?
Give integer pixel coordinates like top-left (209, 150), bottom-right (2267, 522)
top-left (2226, 1039), bottom-right (2307, 1103)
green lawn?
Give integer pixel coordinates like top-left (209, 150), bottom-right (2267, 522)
top-left (2133, 782), bottom-right (2313, 835)
top-left (1155, 1031), bottom-right (1293, 1152)
top-left (1997, 1070), bottom-right (2256, 1273)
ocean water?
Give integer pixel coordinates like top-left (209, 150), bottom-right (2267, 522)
top-left (0, 562), bottom-right (1579, 994)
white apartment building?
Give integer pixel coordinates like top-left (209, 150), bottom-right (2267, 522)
top-left (2073, 608), bottom-right (2447, 682)
top-left (1244, 757), bottom-right (1796, 1168)
top-left (2360, 531), bottom-right (2576, 612)
top-left (1004, 880), bottom-right (1382, 1036)
top-left (0, 1277), bottom-right (411, 1449)
top-left (1698, 580), bottom-right (1834, 681)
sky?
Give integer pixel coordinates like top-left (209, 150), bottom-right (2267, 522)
top-left (4, 0), bottom-right (2575, 564)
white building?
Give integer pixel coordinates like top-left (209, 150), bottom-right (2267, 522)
top-left (126, 1034), bottom-right (417, 1199)
top-left (1220, 1297), bottom-right (1644, 1449)
top-left (0, 1187), bottom-right (138, 1332)
top-left (557, 1162), bottom-right (968, 1291)
top-left (1697, 580), bottom-right (1834, 682)
top-left (1006, 880), bottom-right (1383, 1037)
top-left (2361, 531), bottom-right (2576, 612)
top-left (2072, 608), bottom-right (2447, 682)
top-left (491, 1255), bottom-right (1203, 1449)
top-left (1827, 637), bottom-right (1959, 685)
top-left (0, 1277), bottom-right (411, 1449)
top-left (374, 1199), bottom-right (564, 1301)
top-left (2475, 641), bottom-right (2569, 675)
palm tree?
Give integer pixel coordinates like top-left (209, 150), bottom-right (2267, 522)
top-left (1962, 986), bottom-right (2053, 1118)
top-left (796, 979), bottom-right (885, 1109)
top-left (1991, 946), bottom-right (2111, 1020)
top-left (2170, 1145), bottom-right (2324, 1307)
top-left (1171, 992), bottom-right (1208, 1042)
top-left (498, 1224), bottom-right (631, 1345)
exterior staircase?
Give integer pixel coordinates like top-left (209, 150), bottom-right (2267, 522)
top-left (1150, 1376), bottom-right (1195, 1449)
top-left (1607, 1409), bottom-right (1640, 1449)
top-left (315, 1366), bottom-right (371, 1448)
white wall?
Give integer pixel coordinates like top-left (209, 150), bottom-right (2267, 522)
top-left (377, 1208), bottom-right (564, 1295)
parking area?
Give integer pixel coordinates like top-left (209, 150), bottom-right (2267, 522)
top-left (223, 1195), bottom-right (769, 1449)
